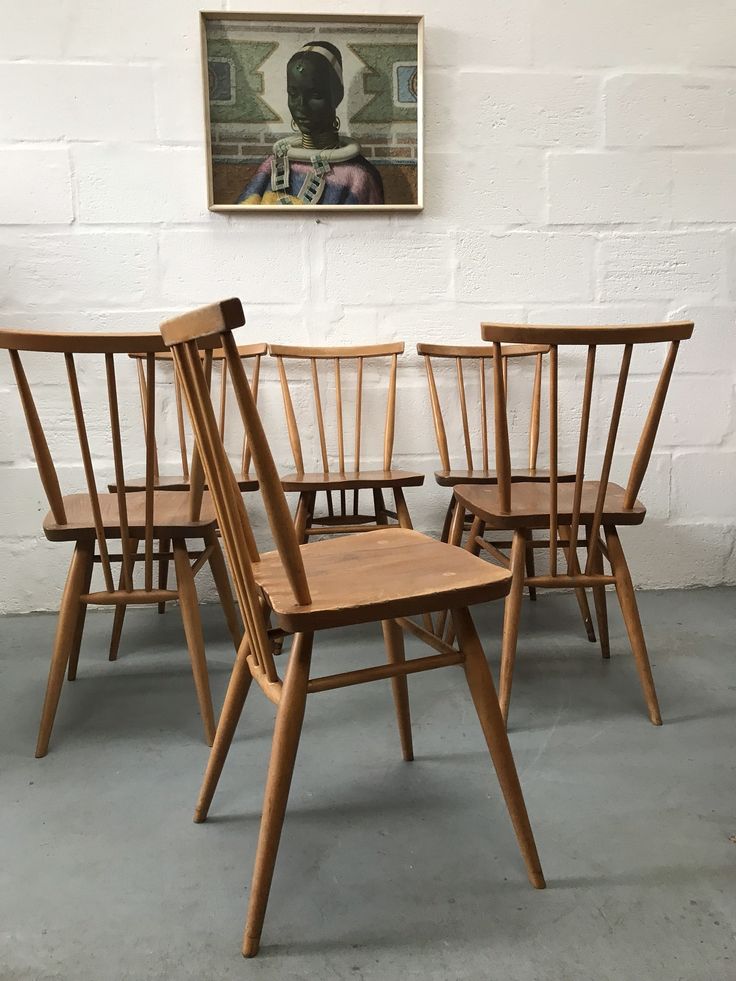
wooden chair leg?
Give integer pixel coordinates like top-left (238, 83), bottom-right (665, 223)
top-left (588, 529), bottom-right (610, 659)
top-left (452, 607), bottom-right (545, 890)
top-left (294, 493), bottom-right (310, 544)
top-left (109, 537), bottom-right (139, 661)
top-left (525, 530), bottom-right (537, 602)
top-left (560, 525), bottom-right (596, 643)
top-left (381, 618), bottom-right (413, 762)
top-left (443, 516), bottom-right (485, 647)
top-left (373, 487), bottom-right (388, 525)
top-left (66, 544), bottom-right (94, 681)
top-left (36, 540), bottom-right (94, 758)
top-left (499, 528), bottom-right (528, 724)
top-left (439, 497), bottom-right (456, 544)
top-left (173, 537), bottom-right (216, 746)
top-left (604, 526), bottom-right (662, 726)
top-left (194, 635), bottom-right (254, 823)
top-left (447, 498), bottom-right (465, 547)
top-left (158, 535), bottom-right (170, 614)
top-left (205, 528), bottom-right (243, 651)
top-left (242, 632), bottom-right (313, 958)
top-left (393, 486), bottom-right (412, 529)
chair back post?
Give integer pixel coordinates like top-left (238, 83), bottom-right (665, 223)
top-left (383, 350), bottom-right (399, 470)
top-left (163, 303), bottom-right (311, 613)
top-left (528, 352), bottom-right (543, 473)
top-left (491, 343), bottom-right (512, 511)
top-left (421, 353), bottom-right (451, 472)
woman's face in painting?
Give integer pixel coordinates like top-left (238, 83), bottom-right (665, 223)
top-left (287, 55), bottom-right (336, 135)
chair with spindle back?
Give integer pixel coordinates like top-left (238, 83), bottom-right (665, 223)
top-left (0, 329), bottom-right (243, 757)
top-left (454, 320), bottom-right (694, 727)
top-left (161, 300), bottom-right (545, 958)
top-left (269, 343), bottom-right (424, 541)
top-left (107, 344), bottom-right (265, 659)
top-left (418, 342), bottom-right (596, 647)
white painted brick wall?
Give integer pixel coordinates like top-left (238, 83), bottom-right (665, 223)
top-left (1, 0), bottom-right (734, 613)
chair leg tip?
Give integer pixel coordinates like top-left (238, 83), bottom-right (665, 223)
top-left (650, 713), bottom-right (663, 726)
top-left (34, 746), bottom-right (48, 759)
top-left (242, 937), bottom-right (260, 958)
top-left (530, 872), bottom-right (546, 890)
top-left (193, 810), bottom-right (207, 824)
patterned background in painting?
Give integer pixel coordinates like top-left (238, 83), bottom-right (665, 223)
top-left (205, 18), bottom-right (419, 205)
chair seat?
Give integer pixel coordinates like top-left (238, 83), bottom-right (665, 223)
top-left (454, 480), bottom-right (646, 530)
top-left (280, 469), bottom-right (424, 492)
top-left (255, 528), bottom-right (511, 631)
top-left (43, 491), bottom-right (218, 542)
top-left (435, 468), bottom-right (576, 487)
top-left (109, 474), bottom-right (259, 493)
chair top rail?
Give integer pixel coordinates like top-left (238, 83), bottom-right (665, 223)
top-left (0, 330), bottom-right (170, 355)
top-left (129, 342), bottom-right (267, 362)
top-left (269, 342), bottom-right (404, 360)
top-left (417, 342), bottom-right (549, 359)
top-left (481, 322), bottom-right (694, 346)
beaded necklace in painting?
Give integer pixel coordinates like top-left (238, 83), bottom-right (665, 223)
top-left (270, 136), bottom-right (362, 205)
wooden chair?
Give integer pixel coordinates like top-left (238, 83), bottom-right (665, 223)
top-left (107, 344), bottom-right (265, 657)
top-left (454, 320), bottom-right (694, 726)
top-left (270, 343), bottom-right (424, 542)
top-left (161, 300), bottom-right (545, 958)
top-left (418, 342), bottom-right (595, 646)
top-left (0, 329), bottom-right (243, 757)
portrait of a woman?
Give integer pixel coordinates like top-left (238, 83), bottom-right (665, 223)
top-left (237, 41), bottom-right (385, 207)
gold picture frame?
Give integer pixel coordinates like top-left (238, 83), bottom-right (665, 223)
top-left (200, 11), bottom-right (424, 212)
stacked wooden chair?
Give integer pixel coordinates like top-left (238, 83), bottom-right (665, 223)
top-left (418, 341), bottom-right (597, 647)
top-left (270, 343), bottom-right (424, 541)
top-left (0, 329), bottom-right (243, 756)
top-left (455, 320), bottom-right (694, 725)
top-left (161, 300), bottom-right (545, 958)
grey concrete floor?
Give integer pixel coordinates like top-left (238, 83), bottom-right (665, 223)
top-left (0, 588), bottom-right (734, 981)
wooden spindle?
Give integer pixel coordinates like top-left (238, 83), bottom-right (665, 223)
top-left (143, 353), bottom-right (156, 593)
top-left (383, 352), bottom-right (398, 470)
top-left (65, 353), bottom-right (114, 592)
top-left (9, 351), bottom-right (66, 524)
top-left (529, 352), bottom-right (542, 473)
top-left (137, 357), bottom-right (159, 479)
top-left (548, 345), bottom-right (558, 577)
top-left (276, 356), bottom-right (304, 474)
top-left (335, 358), bottom-right (345, 474)
top-left (218, 357), bottom-right (228, 440)
top-left (311, 359), bottom-right (329, 473)
top-left (491, 342), bottom-right (512, 512)
top-left (585, 344), bottom-right (633, 575)
top-left (567, 346), bottom-right (596, 571)
top-left (105, 354), bottom-right (133, 592)
top-left (242, 354), bottom-right (261, 478)
top-left (423, 355), bottom-right (450, 472)
top-left (456, 357), bottom-right (473, 471)
top-left (480, 357), bottom-right (489, 472)
top-left (624, 340), bottom-right (680, 509)
top-left (174, 372), bottom-right (190, 481)
top-left (355, 356), bottom-right (363, 472)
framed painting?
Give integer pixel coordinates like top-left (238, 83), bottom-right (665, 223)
top-left (200, 12), bottom-right (423, 211)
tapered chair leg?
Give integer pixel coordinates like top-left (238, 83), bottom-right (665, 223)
top-left (452, 607), bottom-right (545, 889)
top-left (195, 635), bottom-right (254, 823)
top-left (67, 545), bottom-right (94, 681)
top-left (36, 540), bottom-right (94, 758)
top-left (588, 529), bottom-right (610, 659)
top-left (173, 537), bottom-right (216, 745)
top-left (373, 488), bottom-right (388, 526)
top-left (382, 618), bottom-right (413, 761)
top-left (157, 536), bottom-right (170, 614)
top-left (294, 492), bottom-right (315, 544)
top-left (205, 529), bottom-right (244, 651)
top-left (242, 632), bottom-right (313, 958)
top-left (393, 487), bottom-right (413, 529)
top-left (525, 531), bottom-right (537, 602)
top-left (447, 498), bottom-right (466, 548)
top-left (498, 529), bottom-right (528, 723)
top-left (604, 526), bottom-right (662, 725)
top-left (109, 538), bottom-right (139, 661)
top-left (560, 525), bottom-right (596, 643)
top-left (439, 498), bottom-right (456, 543)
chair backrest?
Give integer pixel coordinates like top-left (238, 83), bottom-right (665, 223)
top-left (130, 343), bottom-right (266, 483)
top-left (0, 329), bottom-right (219, 596)
top-left (417, 342), bottom-right (550, 474)
top-left (160, 301), bottom-right (310, 683)
top-left (269, 342), bottom-right (404, 474)
top-left (481, 321), bottom-right (694, 576)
